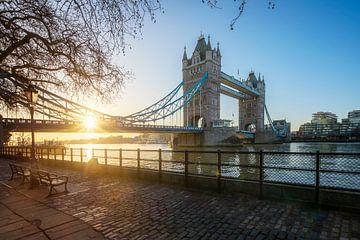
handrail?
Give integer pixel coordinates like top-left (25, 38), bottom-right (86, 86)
top-left (1, 146), bottom-right (360, 200)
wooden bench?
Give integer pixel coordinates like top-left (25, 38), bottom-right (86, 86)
top-left (9, 163), bottom-right (31, 184)
top-left (36, 170), bottom-right (69, 196)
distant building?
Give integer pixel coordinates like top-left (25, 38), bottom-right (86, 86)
top-left (340, 110), bottom-right (360, 137)
top-left (298, 111), bottom-right (340, 138)
top-left (348, 110), bottom-right (360, 123)
top-left (272, 120), bottom-right (291, 138)
top-left (297, 110), bottom-right (360, 140)
top-left (311, 112), bottom-right (338, 124)
top-left (212, 119), bottom-right (232, 128)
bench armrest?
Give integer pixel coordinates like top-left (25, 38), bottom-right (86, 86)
top-left (51, 175), bottom-right (68, 183)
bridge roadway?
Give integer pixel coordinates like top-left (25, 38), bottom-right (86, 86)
top-left (220, 71), bottom-right (259, 97)
top-left (1, 118), bottom-right (203, 133)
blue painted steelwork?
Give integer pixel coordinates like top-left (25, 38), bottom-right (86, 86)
top-left (264, 104), bottom-right (287, 139)
top-left (220, 85), bottom-right (247, 99)
top-left (0, 70), bottom-right (207, 132)
top-left (264, 104), bottom-right (276, 133)
top-left (122, 81), bottom-right (183, 121)
top-left (238, 130), bottom-right (255, 139)
top-left (1, 117), bottom-right (203, 133)
top-left (220, 71), bottom-right (259, 97)
top-left (122, 72), bottom-right (208, 123)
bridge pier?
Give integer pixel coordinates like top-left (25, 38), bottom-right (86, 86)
top-left (172, 133), bottom-right (201, 147)
top-left (173, 127), bottom-right (238, 147)
top-left (254, 131), bottom-right (278, 144)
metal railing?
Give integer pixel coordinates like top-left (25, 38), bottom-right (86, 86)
top-left (1, 146), bottom-right (359, 203)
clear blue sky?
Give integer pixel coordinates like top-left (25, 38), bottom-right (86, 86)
top-left (97, 0), bottom-right (360, 131)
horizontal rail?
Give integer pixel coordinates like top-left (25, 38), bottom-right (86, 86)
top-left (1, 146), bottom-right (360, 203)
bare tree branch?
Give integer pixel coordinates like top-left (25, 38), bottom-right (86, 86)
top-left (1, 0), bottom-right (162, 107)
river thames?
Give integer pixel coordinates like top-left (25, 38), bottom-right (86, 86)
top-left (62, 142), bottom-right (360, 190)
top-left (66, 142), bottom-right (360, 156)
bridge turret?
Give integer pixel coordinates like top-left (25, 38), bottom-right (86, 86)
top-left (182, 34), bottom-right (221, 128)
top-left (182, 46), bottom-right (188, 68)
top-left (239, 71), bottom-right (265, 132)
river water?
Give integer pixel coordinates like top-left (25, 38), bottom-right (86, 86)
top-left (64, 142), bottom-right (360, 190)
top-left (66, 142), bottom-right (360, 153)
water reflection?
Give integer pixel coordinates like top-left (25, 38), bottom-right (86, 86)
top-left (65, 143), bottom-right (360, 190)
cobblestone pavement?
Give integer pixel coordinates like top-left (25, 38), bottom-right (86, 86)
top-left (1, 159), bottom-right (359, 240)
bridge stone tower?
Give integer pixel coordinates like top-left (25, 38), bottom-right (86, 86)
top-left (182, 34), bottom-right (221, 128)
top-left (239, 72), bottom-right (265, 132)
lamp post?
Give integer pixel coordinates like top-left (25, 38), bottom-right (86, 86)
top-left (24, 84), bottom-right (38, 187)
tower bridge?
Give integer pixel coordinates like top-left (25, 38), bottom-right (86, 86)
top-left (0, 34), bottom-right (281, 147)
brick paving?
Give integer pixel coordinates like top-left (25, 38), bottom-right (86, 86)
top-left (1, 158), bottom-right (360, 240)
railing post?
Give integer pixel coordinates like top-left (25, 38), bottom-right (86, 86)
top-left (54, 148), bottom-right (57, 166)
top-left (185, 150), bottom-right (189, 187)
top-left (315, 150), bottom-right (320, 205)
top-left (80, 148), bottom-right (83, 163)
top-left (47, 148), bottom-right (50, 164)
top-left (217, 150), bottom-right (222, 193)
top-left (159, 149), bottom-right (162, 183)
top-left (137, 148), bottom-right (140, 179)
top-left (70, 148), bottom-right (73, 163)
top-left (119, 148), bottom-right (122, 168)
top-left (40, 148), bottom-right (43, 162)
top-left (259, 150), bottom-right (264, 199)
top-left (62, 148), bottom-right (65, 164)
top-left (105, 148), bottom-right (108, 167)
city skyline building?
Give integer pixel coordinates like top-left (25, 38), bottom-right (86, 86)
top-left (297, 110), bottom-right (360, 140)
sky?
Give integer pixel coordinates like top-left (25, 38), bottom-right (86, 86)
top-left (83, 0), bottom-right (359, 132)
top-left (11, 0), bottom-right (359, 142)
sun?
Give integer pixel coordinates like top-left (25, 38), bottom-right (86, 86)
top-left (84, 115), bottom-right (96, 129)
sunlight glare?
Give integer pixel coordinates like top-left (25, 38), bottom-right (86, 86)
top-left (84, 115), bottom-right (96, 130)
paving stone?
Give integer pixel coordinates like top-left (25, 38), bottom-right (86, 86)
top-left (1, 158), bottom-right (360, 239)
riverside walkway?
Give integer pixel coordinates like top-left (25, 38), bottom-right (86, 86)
top-left (0, 158), bottom-right (359, 240)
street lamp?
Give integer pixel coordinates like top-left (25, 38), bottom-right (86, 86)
top-left (24, 84), bottom-right (38, 186)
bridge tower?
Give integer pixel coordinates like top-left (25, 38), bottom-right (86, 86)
top-left (239, 72), bottom-right (265, 132)
top-left (182, 34), bottom-right (221, 128)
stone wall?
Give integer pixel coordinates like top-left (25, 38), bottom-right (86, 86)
top-left (173, 127), bottom-right (237, 146)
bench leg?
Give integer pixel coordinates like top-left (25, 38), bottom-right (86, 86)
top-left (48, 186), bottom-right (53, 196)
top-left (21, 175), bottom-right (26, 185)
top-left (9, 172), bottom-right (14, 181)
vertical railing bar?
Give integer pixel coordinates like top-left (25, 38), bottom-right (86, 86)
top-left (70, 148), bottom-right (73, 163)
top-left (315, 150), bottom-right (320, 205)
top-left (80, 148), bottom-right (83, 163)
top-left (105, 148), bottom-right (108, 167)
top-left (159, 149), bottom-right (162, 183)
top-left (137, 148), bottom-right (140, 179)
top-left (185, 150), bottom-right (188, 187)
top-left (47, 148), bottom-right (50, 164)
top-left (259, 150), bottom-right (264, 199)
top-left (54, 147), bottom-right (57, 166)
top-left (217, 149), bottom-right (222, 193)
top-left (119, 148), bottom-right (122, 168)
